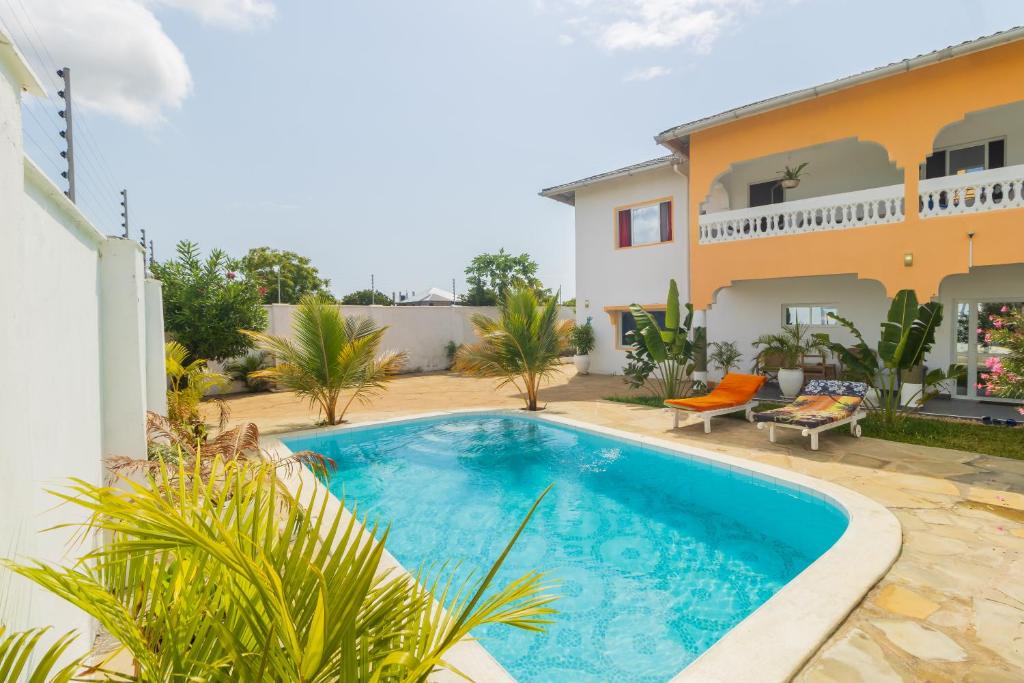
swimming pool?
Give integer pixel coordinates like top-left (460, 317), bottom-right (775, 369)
top-left (280, 412), bottom-right (896, 682)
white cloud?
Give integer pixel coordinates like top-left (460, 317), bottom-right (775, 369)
top-left (624, 65), bottom-right (671, 81)
top-left (5, 0), bottom-right (274, 126)
top-left (557, 33), bottom-right (576, 46)
top-left (151, 0), bottom-right (276, 30)
top-left (545, 0), bottom-right (763, 53)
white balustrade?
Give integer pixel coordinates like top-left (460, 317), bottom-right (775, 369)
top-left (919, 164), bottom-right (1024, 218)
top-left (698, 184), bottom-right (904, 245)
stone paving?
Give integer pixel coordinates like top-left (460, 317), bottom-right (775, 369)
top-left (209, 366), bottom-right (1024, 681)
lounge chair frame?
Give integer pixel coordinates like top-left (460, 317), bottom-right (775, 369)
top-left (756, 409), bottom-right (866, 450)
top-left (670, 401), bottom-right (757, 433)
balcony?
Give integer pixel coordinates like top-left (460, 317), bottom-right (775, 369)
top-left (698, 184), bottom-right (905, 244)
top-left (920, 164), bottom-right (1024, 217)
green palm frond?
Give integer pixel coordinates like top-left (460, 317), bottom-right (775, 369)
top-left (455, 289), bottom-right (570, 410)
top-left (244, 294), bottom-right (407, 424)
top-left (0, 626), bottom-right (82, 683)
top-left (4, 459), bottom-right (557, 681)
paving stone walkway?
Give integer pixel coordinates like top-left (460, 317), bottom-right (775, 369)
top-left (212, 367), bottom-right (1024, 681)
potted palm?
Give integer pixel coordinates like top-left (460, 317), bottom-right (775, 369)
top-left (752, 322), bottom-right (828, 398)
top-left (779, 162), bottom-right (809, 189)
top-left (709, 340), bottom-right (743, 377)
top-left (569, 317), bottom-right (596, 375)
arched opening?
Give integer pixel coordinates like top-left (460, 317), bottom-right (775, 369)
top-left (919, 100), bottom-right (1024, 217)
top-left (698, 138), bottom-right (904, 243)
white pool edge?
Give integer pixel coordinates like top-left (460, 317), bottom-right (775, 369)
top-left (265, 408), bottom-right (902, 683)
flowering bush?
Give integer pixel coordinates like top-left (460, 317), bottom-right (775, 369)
top-left (979, 305), bottom-right (1024, 414)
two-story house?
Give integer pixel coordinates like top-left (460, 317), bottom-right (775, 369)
top-left (542, 27), bottom-right (1024, 406)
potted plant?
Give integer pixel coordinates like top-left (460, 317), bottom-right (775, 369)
top-left (778, 162), bottom-right (809, 189)
top-left (569, 317), bottom-right (596, 375)
top-left (709, 340), bottom-right (743, 377)
top-left (752, 322), bottom-right (828, 398)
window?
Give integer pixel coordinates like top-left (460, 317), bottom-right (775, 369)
top-left (922, 138), bottom-right (1005, 179)
top-left (783, 304), bottom-right (838, 327)
top-left (619, 310), bottom-right (666, 346)
top-left (617, 200), bottom-right (672, 247)
top-left (749, 180), bottom-right (784, 208)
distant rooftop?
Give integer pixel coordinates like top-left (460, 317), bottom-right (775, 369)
top-left (539, 155), bottom-right (677, 206)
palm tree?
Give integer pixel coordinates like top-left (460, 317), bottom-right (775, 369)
top-left (4, 459), bottom-right (557, 681)
top-left (751, 322), bottom-right (829, 370)
top-left (243, 294), bottom-right (407, 425)
top-left (165, 340), bottom-right (228, 437)
top-left (0, 626), bottom-right (82, 682)
top-left (455, 288), bottom-right (571, 411)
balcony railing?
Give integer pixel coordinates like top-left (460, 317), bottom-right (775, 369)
top-left (919, 164), bottom-right (1024, 218)
top-left (698, 184), bottom-right (904, 245)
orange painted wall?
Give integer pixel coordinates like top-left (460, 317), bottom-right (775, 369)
top-left (688, 39), bottom-right (1024, 309)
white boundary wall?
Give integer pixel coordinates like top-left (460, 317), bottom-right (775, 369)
top-left (260, 304), bottom-right (574, 376)
top-left (0, 34), bottom-right (165, 659)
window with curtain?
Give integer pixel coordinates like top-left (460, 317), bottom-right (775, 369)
top-left (617, 200), bottom-right (672, 247)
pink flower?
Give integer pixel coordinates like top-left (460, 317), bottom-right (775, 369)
top-left (1018, 407), bottom-right (1024, 416)
top-left (977, 327), bottom-right (984, 335)
top-left (227, 271), bottom-right (236, 281)
top-left (1002, 305), bottom-right (1010, 313)
top-left (994, 319), bottom-right (1004, 329)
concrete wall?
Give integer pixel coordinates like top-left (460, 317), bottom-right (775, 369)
top-left (0, 39), bottom-right (163, 661)
top-left (714, 138), bottom-right (903, 211)
top-left (258, 303), bottom-right (574, 377)
top-left (706, 275), bottom-right (890, 383)
top-left (933, 100), bottom-right (1024, 164)
top-left (573, 165), bottom-right (688, 374)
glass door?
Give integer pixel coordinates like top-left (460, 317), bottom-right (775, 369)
top-left (954, 299), bottom-right (1024, 402)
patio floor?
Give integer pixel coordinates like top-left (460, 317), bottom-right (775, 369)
top-left (207, 366), bottom-right (1024, 681)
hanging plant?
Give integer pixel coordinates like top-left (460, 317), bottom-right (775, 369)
top-left (779, 162), bottom-right (809, 189)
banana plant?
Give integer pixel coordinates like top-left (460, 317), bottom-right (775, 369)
top-left (623, 279), bottom-right (698, 399)
top-left (815, 290), bottom-right (964, 425)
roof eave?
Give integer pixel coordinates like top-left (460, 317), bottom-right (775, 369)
top-left (655, 26), bottom-right (1024, 144)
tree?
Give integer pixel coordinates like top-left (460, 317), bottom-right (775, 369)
top-left (151, 241), bottom-right (267, 361)
top-left (460, 249), bottom-right (549, 305)
top-left (341, 288), bottom-right (394, 306)
top-left (454, 288), bottom-right (571, 410)
top-left (231, 246), bottom-right (333, 305)
top-left (5, 459), bottom-right (558, 681)
top-left (243, 294), bottom-right (407, 424)
top-left (979, 304), bottom-right (1024, 409)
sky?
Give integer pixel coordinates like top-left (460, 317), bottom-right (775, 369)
top-left (4, 1), bottom-right (1024, 299)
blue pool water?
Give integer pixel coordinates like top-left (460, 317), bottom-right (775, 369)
top-left (284, 414), bottom-right (847, 682)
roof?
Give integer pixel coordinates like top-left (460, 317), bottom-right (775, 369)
top-left (399, 287), bottom-right (455, 304)
top-left (539, 155), bottom-right (678, 205)
top-left (656, 26), bottom-right (1024, 145)
top-left (0, 26), bottom-right (45, 96)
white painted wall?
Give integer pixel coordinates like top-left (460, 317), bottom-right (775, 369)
top-left (0, 38), bottom-right (162, 664)
top-left (706, 275), bottom-right (890, 383)
top-left (933, 100), bottom-right (1024, 164)
top-left (259, 304), bottom-right (574, 377)
top-left (573, 165), bottom-right (688, 374)
top-left (713, 138), bottom-right (902, 211)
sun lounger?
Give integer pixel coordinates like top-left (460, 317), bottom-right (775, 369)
top-left (753, 379), bottom-right (868, 450)
top-left (665, 373), bottom-right (766, 433)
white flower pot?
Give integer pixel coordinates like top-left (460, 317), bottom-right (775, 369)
top-left (778, 368), bottom-right (804, 398)
top-left (573, 354), bottom-right (591, 375)
top-left (781, 178), bottom-right (799, 189)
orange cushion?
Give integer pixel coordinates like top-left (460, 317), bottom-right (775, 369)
top-left (664, 373), bottom-right (765, 412)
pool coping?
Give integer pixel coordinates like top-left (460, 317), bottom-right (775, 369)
top-left (264, 408), bottom-right (902, 683)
